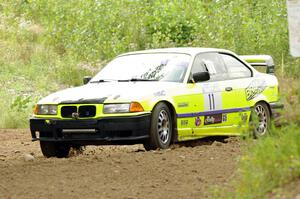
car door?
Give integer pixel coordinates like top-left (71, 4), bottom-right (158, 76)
top-left (189, 52), bottom-right (230, 136)
top-left (218, 53), bottom-right (253, 130)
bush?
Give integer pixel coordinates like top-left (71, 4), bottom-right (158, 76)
top-left (1, 0), bottom-right (289, 62)
top-left (215, 125), bottom-right (300, 198)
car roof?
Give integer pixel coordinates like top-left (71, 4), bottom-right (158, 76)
top-left (119, 47), bottom-right (235, 57)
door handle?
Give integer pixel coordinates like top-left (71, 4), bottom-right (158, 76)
top-left (225, 87), bottom-right (233, 92)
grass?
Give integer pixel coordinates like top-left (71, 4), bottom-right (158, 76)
top-left (0, 12), bottom-right (93, 128)
top-left (213, 124), bottom-right (300, 198)
top-left (1, 0), bottom-right (289, 61)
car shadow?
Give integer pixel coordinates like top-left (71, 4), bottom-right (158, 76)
top-left (132, 136), bottom-right (233, 153)
top-left (172, 136), bottom-right (230, 148)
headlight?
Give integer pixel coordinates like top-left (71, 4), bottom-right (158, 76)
top-left (34, 104), bottom-right (57, 115)
top-left (103, 104), bottom-right (130, 114)
top-left (103, 102), bottom-right (144, 114)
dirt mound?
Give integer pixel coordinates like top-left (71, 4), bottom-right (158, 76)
top-left (0, 129), bottom-right (241, 198)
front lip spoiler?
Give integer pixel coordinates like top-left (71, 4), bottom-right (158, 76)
top-left (32, 135), bottom-right (149, 146)
top-left (32, 135), bottom-right (149, 142)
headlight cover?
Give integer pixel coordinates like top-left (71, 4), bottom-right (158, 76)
top-left (103, 104), bottom-right (130, 114)
top-left (34, 104), bottom-right (57, 115)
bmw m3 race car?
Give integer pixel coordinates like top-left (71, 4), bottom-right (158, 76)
top-left (30, 48), bottom-right (283, 157)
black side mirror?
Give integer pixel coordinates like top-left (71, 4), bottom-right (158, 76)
top-left (83, 76), bottom-right (92, 84)
top-left (192, 72), bottom-right (210, 83)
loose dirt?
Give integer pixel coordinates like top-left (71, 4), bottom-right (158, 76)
top-left (0, 129), bottom-right (242, 199)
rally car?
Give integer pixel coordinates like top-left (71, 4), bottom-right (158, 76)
top-left (30, 48), bottom-right (283, 158)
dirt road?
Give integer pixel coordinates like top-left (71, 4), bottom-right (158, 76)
top-left (0, 129), bottom-right (241, 199)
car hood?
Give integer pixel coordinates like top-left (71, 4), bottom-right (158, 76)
top-left (38, 81), bottom-right (180, 104)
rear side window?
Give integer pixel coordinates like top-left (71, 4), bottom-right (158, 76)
top-left (220, 54), bottom-right (251, 78)
top-left (191, 53), bottom-right (228, 81)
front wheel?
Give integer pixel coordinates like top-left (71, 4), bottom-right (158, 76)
top-left (251, 102), bottom-right (271, 138)
top-left (40, 141), bottom-right (70, 158)
top-left (39, 132), bottom-right (70, 158)
top-left (143, 103), bottom-right (173, 151)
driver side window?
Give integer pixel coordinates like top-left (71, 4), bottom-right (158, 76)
top-left (191, 55), bottom-right (208, 74)
top-left (191, 53), bottom-right (228, 81)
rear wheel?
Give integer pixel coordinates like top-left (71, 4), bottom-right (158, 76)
top-left (39, 132), bottom-right (70, 158)
top-left (251, 102), bottom-right (271, 138)
top-left (143, 103), bottom-right (173, 151)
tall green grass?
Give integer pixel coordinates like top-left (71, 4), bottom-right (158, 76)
top-left (213, 124), bottom-right (300, 198)
top-left (0, 11), bottom-right (90, 128)
top-left (1, 0), bottom-right (289, 61)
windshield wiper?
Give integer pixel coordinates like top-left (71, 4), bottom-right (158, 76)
top-left (89, 79), bottom-right (113, 83)
top-left (118, 78), bottom-right (157, 82)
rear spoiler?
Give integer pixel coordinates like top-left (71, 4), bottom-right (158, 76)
top-left (239, 55), bottom-right (275, 74)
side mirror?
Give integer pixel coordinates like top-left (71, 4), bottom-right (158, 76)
top-left (83, 76), bottom-right (92, 84)
top-left (192, 72), bottom-right (210, 83)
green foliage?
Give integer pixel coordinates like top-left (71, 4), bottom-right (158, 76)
top-left (214, 125), bottom-right (300, 198)
top-left (0, 95), bottom-right (36, 128)
top-left (1, 0), bottom-right (289, 62)
top-left (285, 59), bottom-right (300, 79)
top-left (10, 95), bottom-right (32, 112)
top-left (0, 8), bottom-right (91, 128)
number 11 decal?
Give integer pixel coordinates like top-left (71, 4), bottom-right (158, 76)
top-left (204, 93), bottom-right (222, 111)
top-left (208, 93), bottom-right (215, 110)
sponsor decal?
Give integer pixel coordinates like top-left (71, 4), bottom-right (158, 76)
top-left (177, 107), bottom-right (251, 118)
top-left (181, 120), bottom-right (189, 126)
top-left (178, 102), bottom-right (189, 108)
top-left (195, 116), bottom-right (201, 126)
top-left (245, 79), bottom-right (267, 101)
top-left (204, 114), bottom-right (222, 125)
top-left (154, 90), bottom-right (166, 97)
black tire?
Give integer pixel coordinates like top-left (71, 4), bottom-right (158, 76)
top-left (251, 102), bottom-right (271, 138)
top-left (143, 103), bottom-right (173, 151)
top-left (39, 132), bottom-right (70, 158)
top-left (55, 144), bottom-right (70, 158)
top-left (40, 141), bottom-right (70, 158)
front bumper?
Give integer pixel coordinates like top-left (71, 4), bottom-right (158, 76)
top-left (30, 114), bottom-right (151, 145)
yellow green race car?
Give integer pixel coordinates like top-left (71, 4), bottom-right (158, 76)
top-left (30, 48), bottom-right (283, 157)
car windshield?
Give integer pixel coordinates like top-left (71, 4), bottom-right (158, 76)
top-left (91, 53), bottom-right (191, 83)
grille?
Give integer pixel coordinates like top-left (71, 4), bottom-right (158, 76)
top-left (79, 106), bottom-right (96, 118)
top-left (61, 106), bottom-right (77, 118)
top-left (61, 105), bottom-right (96, 118)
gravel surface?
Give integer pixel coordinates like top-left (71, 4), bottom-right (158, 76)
top-left (0, 129), bottom-right (242, 199)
